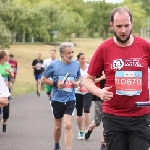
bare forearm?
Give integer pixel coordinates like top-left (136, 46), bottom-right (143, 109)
top-left (83, 78), bottom-right (101, 97)
top-left (42, 76), bottom-right (53, 86)
top-left (10, 72), bottom-right (14, 79)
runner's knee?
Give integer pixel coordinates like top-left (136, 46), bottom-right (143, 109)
top-left (64, 122), bottom-right (72, 130)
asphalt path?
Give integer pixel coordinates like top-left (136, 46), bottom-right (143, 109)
top-left (0, 92), bottom-right (103, 150)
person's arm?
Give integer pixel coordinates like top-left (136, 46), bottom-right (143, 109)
top-left (8, 70), bottom-right (14, 79)
top-left (83, 73), bottom-right (113, 101)
top-left (5, 66), bottom-right (14, 79)
top-left (32, 60), bottom-right (37, 69)
top-left (42, 76), bottom-right (54, 86)
top-left (72, 76), bottom-right (82, 88)
top-left (42, 64), bottom-right (55, 86)
top-left (72, 65), bottom-right (82, 88)
top-left (94, 74), bottom-right (105, 83)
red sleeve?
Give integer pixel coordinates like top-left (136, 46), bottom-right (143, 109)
top-left (88, 45), bottom-right (104, 76)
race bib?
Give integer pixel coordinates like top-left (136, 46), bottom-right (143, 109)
top-left (58, 76), bottom-right (74, 92)
top-left (115, 71), bottom-right (142, 96)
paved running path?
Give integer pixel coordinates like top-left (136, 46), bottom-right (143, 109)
top-left (0, 92), bottom-right (103, 150)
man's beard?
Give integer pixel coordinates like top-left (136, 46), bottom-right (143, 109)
top-left (114, 30), bottom-right (132, 43)
top-left (64, 55), bottom-right (73, 63)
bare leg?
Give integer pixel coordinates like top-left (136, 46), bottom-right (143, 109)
top-left (64, 114), bottom-right (73, 149)
top-left (54, 118), bottom-right (62, 143)
top-left (37, 79), bottom-right (41, 93)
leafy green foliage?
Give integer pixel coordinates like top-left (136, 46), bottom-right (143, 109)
top-left (0, 0), bottom-right (149, 47)
top-left (0, 22), bottom-right (12, 49)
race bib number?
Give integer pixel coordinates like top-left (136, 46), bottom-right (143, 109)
top-left (115, 71), bottom-right (142, 96)
top-left (58, 76), bottom-right (74, 92)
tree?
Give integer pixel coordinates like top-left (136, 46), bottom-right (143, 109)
top-left (87, 1), bottom-right (119, 39)
top-left (121, 0), bottom-right (145, 36)
top-left (0, 22), bottom-right (12, 49)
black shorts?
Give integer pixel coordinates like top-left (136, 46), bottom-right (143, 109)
top-left (75, 93), bottom-right (92, 116)
top-left (102, 113), bottom-right (150, 150)
top-left (51, 100), bottom-right (75, 119)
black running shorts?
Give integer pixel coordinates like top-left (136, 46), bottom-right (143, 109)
top-left (102, 113), bottom-right (150, 150)
top-left (51, 100), bottom-right (75, 119)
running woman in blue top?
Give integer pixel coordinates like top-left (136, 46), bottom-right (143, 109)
top-left (42, 42), bottom-right (81, 150)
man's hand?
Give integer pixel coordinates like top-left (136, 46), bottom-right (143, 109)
top-left (57, 81), bottom-right (65, 89)
top-left (99, 87), bottom-right (113, 101)
top-left (72, 81), bottom-right (80, 88)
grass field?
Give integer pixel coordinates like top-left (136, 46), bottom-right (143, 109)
top-left (8, 38), bottom-right (103, 96)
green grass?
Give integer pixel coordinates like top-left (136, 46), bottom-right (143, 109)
top-left (8, 38), bottom-right (103, 96)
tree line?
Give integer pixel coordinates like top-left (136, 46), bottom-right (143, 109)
top-left (0, 0), bottom-right (149, 48)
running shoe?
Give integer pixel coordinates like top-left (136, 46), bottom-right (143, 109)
top-left (37, 91), bottom-right (40, 97)
top-left (100, 142), bottom-right (107, 150)
top-left (54, 145), bottom-right (61, 150)
top-left (2, 124), bottom-right (6, 132)
top-left (84, 127), bottom-right (93, 140)
top-left (54, 146), bottom-right (61, 150)
top-left (78, 131), bottom-right (84, 140)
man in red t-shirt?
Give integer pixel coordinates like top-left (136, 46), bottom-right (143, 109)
top-left (9, 53), bottom-right (17, 80)
top-left (84, 7), bottom-right (150, 150)
top-left (8, 53), bottom-right (17, 96)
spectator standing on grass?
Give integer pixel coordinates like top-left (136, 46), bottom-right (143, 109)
top-left (84, 7), bottom-right (150, 150)
top-left (42, 42), bottom-right (81, 150)
top-left (42, 49), bottom-right (57, 98)
top-left (32, 53), bottom-right (43, 97)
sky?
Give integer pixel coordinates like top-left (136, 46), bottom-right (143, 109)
top-left (83, 0), bottom-right (123, 3)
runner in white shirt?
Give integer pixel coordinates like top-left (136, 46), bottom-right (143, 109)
top-left (0, 74), bottom-right (10, 107)
top-left (0, 73), bottom-right (10, 122)
top-left (42, 49), bottom-right (57, 97)
top-left (75, 53), bottom-right (93, 140)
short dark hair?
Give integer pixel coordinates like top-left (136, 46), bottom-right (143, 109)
top-left (0, 50), bottom-right (6, 60)
top-left (110, 7), bottom-right (132, 23)
top-left (77, 53), bottom-right (84, 60)
top-left (9, 53), bottom-right (14, 58)
top-left (50, 49), bottom-right (56, 53)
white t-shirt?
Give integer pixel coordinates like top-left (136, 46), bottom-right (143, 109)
top-left (42, 58), bottom-right (53, 69)
top-left (75, 64), bottom-right (89, 95)
top-left (42, 58), bottom-right (58, 80)
top-left (0, 74), bottom-right (10, 97)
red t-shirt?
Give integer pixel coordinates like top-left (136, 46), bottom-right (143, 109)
top-left (9, 60), bottom-right (17, 76)
top-left (88, 36), bottom-right (150, 117)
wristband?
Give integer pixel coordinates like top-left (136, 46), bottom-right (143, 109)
top-left (53, 81), bottom-right (58, 87)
